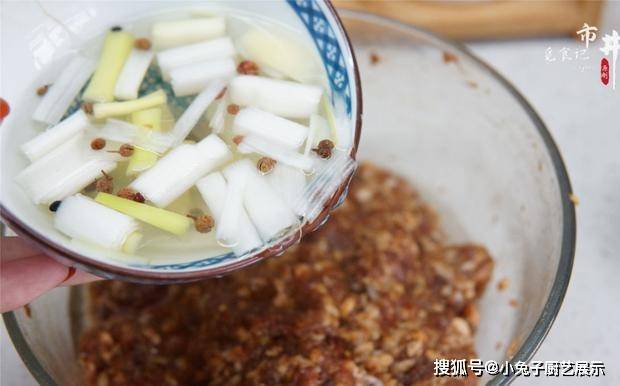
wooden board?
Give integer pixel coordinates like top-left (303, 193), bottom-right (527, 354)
top-left (335, 0), bottom-right (604, 40)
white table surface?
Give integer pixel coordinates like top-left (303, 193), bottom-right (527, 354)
top-left (2, 5), bottom-right (619, 386)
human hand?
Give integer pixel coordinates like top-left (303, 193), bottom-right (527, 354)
top-left (1, 236), bottom-right (101, 313)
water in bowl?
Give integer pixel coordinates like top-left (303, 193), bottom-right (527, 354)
top-left (14, 7), bottom-right (355, 268)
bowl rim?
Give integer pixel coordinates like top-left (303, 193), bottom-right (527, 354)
top-left (3, 8), bottom-right (576, 386)
top-left (0, 0), bottom-right (363, 283)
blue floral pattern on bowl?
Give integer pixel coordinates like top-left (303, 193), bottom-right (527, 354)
top-left (287, 0), bottom-right (352, 115)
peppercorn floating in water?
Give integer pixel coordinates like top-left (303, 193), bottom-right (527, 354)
top-left (90, 138), bottom-right (106, 150)
top-left (313, 139), bottom-right (335, 159)
top-left (15, 8), bottom-right (357, 265)
top-left (257, 157), bottom-right (276, 174)
top-left (117, 187), bottom-right (137, 200)
top-left (187, 214), bottom-right (215, 233)
top-left (95, 171), bottom-right (114, 193)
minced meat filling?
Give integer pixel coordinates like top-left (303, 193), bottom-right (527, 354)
top-left (79, 163), bottom-right (493, 386)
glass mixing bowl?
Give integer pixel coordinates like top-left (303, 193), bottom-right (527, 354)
top-left (3, 10), bottom-right (575, 386)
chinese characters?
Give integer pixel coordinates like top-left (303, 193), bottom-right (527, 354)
top-left (434, 358), bottom-right (606, 378)
top-left (576, 23), bottom-right (598, 48)
top-left (600, 30), bottom-right (619, 89)
top-left (545, 23), bottom-right (619, 89)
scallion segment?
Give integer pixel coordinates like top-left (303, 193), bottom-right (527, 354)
top-left (215, 162), bottom-right (248, 247)
top-left (93, 89), bottom-right (167, 119)
top-left (236, 27), bottom-right (321, 83)
top-left (114, 48), bottom-right (154, 100)
top-left (196, 172), bottom-right (262, 256)
top-left (126, 148), bottom-right (159, 176)
top-left (54, 194), bottom-right (141, 252)
top-left (169, 58), bottom-right (235, 97)
top-left (222, 159), bottom-right (297, 241)
top-left (237, 134), bottom-right (314, 172)
top-left (98, 118), bottom-right (174, 154)
top-left (209, 97), bottom-right (227, 134)
top-left (131, 107), bottom-right (163, 131)
top-left (169, 80), bottom-right (226, 145)
top-left (95, 192), bottom-right (192, 235)
top-left (16, 134), bottom-right (118, 204)
top-left (83, 30), bottom-right (134, 102)
top-left (32, 56), bottom-right (96, 124)
top-left (157, 36), bottom-right (236, 80)
top-left (151, 17), bottom-right (226, 49)
top-left (130, 134), bottom-right (232, 208)
top-left (305, 114), bottom-right (332, 157)
top-left (126, 107), bottom-right (163, 176)
top-left (233, 107), bottom-right (309, 149)
top-left (321, 94), bottom-right (352, 149)
top-left (22, 110), bottom-right (91, 162)
top-left (228, 75), bottom-right (322, 119)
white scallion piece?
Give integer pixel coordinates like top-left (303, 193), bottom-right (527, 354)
top-left (196, 172), bottom-right (262, 256)
top-left (169, 79), bottom-right (226, 145)
top-left (113, 48), bottom-right (155, 100)
top-left (16, 134), bottom-right (119, 204)
top-left (54, 194), bottom-right (141, 253)
top-left (93, 89), bottom-right (166, 119)
top-left (152, 17), bottom-right (226, 49)
top-left (229, 75), bottom-right (322, 119)
top-left (209, 96), bottom-right (227, 134)
top-left (21, 110), bottom-right (91, 162)
top-left (170, 58), bottom-right (235, 97)
top-left (304, 120), bottom-right (317, 157)
top-left (98, 119), bottom-right (175, 154)
top-left (32, 56), bottom-right (96, 125)
top-left (322, 95), bottom-right (352, 150)
top-left (233, 107), bottom-right (309, 149)
top-left (157, 37), bottom-right (236, 80)
top-left (223, 159), bottom-right (297, 241)
top-left (236, 26), bottom-right (321, 84)
top-left (305, 114), bottom-right (331, 156)
top-left (238, 134), bottom-right (314, 172)
top-left (130, 134), bottom-right (232, 208)
top-left (215, 162), bottom-right (249, 247)
top-left (266, 164), bottom-right (307, 211)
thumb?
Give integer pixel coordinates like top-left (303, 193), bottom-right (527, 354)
top-left (1, 252), bottom-right (101, 313)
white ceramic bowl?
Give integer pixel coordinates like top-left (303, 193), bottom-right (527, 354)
top-left (0, 0), bottom-right (362, 282)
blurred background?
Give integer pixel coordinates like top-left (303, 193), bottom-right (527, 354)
top-left (2, 1), bottom-right (619, 385)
